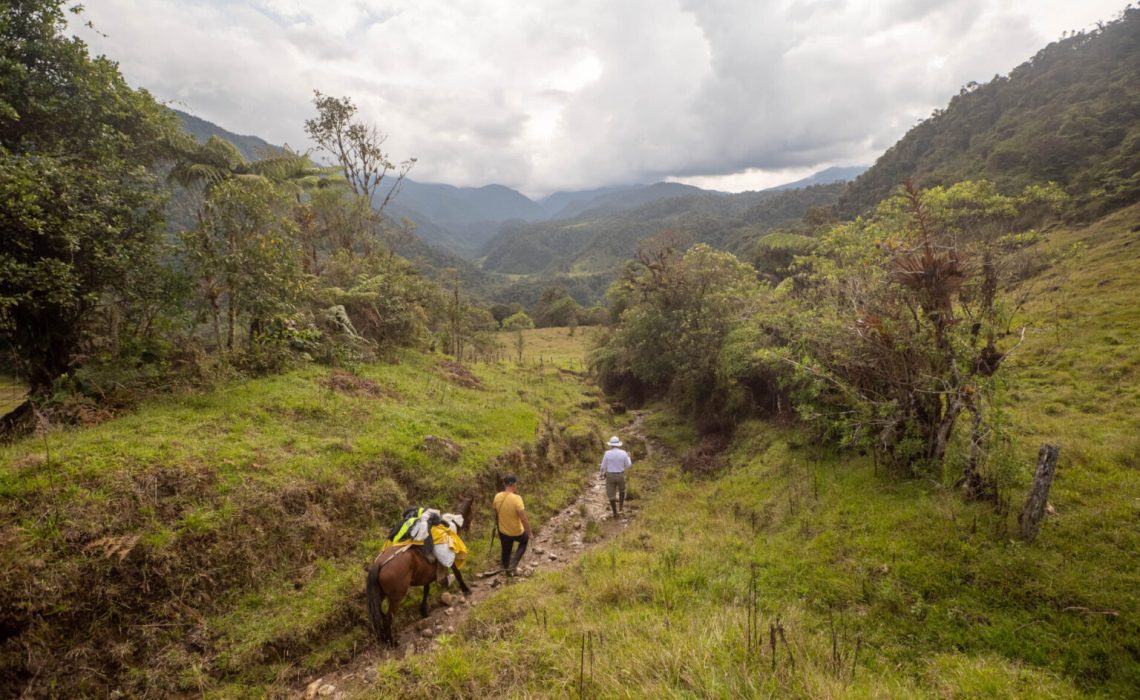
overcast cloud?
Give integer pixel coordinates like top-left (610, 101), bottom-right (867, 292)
top-left (75, 0), bottom-right (1126, 196)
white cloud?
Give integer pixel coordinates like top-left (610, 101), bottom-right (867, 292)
top-left (73, 0), bottom-right (1127, 196)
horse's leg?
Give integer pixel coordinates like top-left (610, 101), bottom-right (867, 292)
top-left (367, 556), bottom-right (389, 645)
top-left (451, 565), bottom-right (471, 595)
top-left (420, 582), bottom-right (431, 617)
top-left (386, 584), bottom-right (409, 648)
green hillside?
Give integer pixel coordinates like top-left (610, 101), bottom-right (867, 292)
top-left (838, 8), bottom-right (1140, 218)
top-left (5, 2), bottom-right (1140, 697)
top-left (0, 336), bottom-right (605, 695)
top-left (356, 204), bottom-right (1140, 699)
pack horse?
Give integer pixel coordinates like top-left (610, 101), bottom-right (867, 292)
top-left (366, 495), bottom-right (473, 646)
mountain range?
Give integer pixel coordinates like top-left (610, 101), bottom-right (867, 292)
top-left (171, 8), bottom-right (1140, 308)
top-left (387, 173), bottom-right (857, 259)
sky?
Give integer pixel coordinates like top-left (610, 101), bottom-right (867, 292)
top-left (74, 0), bottom-right (1127, 198)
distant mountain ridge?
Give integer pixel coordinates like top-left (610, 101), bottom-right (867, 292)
top-left (169, 109), bottom-right (851, 303)
top-left (173, 109), bottom-right (284, 162)
top-left (389, 174), bottom-right (853, 258)
top-left (770, 165), bottom-right (867, 191)
top-left (480, 183), bottom-right (845, 276)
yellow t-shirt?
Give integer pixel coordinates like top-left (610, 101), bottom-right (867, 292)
top-left (493, 491), bottom-right (526, 537)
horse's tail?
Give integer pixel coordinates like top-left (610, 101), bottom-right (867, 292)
top-left (366, 554), bottom-right (387, 644)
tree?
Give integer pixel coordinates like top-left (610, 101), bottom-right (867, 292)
top-left (592, 242), bottom-right (762, 418)
top-left (180, 178), bottom-right (302, 353)
top-left (779, 180), bottom-right (1066, 482)
top-left (0, 1), bottom-right (179, 397)
top-left (303, 92), bottom-right (415, 214)
top-left (490, 303), bottom-right (524, 328)
top-left (502, 311), bottom-right (535, 331)
top-left (168, 135), bottom-right (312, 193)
top-left (534, 287), bottom-right (583, 327)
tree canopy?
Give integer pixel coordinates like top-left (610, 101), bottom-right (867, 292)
top-left (0, 0), bottom-right (179, 391)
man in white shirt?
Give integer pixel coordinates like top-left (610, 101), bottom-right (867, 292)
top-left (599, 436), bottom-right (632, 518)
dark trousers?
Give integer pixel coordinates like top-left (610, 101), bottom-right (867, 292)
top-left (499, 531), bottom-right (529, 570)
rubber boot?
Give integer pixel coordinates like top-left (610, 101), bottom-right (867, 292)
top-left (609, 500), bottom-right (619, 518)
top-left (619, 491), bottom-right (625, 513)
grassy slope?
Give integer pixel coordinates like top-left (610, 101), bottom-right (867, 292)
top-left (0, 330), bottom-right (605, 696)
top-left (359, 206), bottom-right (1140, 698)
top-left (0, 376), bottom-right (25, 415)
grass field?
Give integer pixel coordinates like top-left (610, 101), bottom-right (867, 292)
top-left (0, 375), bottom-right (25, 415)
top-left (355, 206), bottom-right (1140, 698)
top-left (0, 339), bottom-right (608, 696)
top-left (514, 325), bottom-right (604, 370)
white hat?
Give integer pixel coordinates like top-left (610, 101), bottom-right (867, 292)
top-left (608, 436), bottom-right (622, 447)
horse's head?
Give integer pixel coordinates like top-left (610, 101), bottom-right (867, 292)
top-left (451, 494), bottom-right (474, 534)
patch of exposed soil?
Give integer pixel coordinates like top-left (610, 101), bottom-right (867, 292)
top-left (418, 435), bottom-right (463, 462)
top-left (680, 431), bottom-right (732, 476)
top-left (300, 412), bottom-right (662, 698)
top-left (435, 361), bottom-right (483, 389)
top-left (321, 370), bottom-right (398, 399)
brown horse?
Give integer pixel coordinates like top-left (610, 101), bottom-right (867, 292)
top-left (366, 495), bottom-right (473, 646)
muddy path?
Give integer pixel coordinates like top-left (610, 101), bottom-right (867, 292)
top-left (300, 411), bottom-right (661, 699)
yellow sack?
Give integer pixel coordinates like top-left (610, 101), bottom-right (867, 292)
top-left (430, 525), bottom-right (469, 569)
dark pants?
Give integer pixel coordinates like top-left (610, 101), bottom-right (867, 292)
top-left (499, 531), bottom-right (529, 570)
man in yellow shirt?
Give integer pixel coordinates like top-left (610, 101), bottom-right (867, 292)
top-left (492, 475), bottom-right (531, 576)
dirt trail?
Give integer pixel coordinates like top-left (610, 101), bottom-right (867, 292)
top-left (300, 412), bottom-right (659, 699)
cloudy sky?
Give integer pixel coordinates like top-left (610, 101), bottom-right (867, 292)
top-left (75, 0), bottom-right (1125, 197)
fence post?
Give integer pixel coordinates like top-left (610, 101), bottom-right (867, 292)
top-left (1019, 444), bottom-right (1060, 543)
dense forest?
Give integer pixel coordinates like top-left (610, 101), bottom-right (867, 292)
top-left (2, 1), bottom-right (1139, 697)
top-left (838, 9), bottom-right (1140, 218)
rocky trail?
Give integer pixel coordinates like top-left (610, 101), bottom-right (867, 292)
top-left (301, 412), bottom-right (659, 699)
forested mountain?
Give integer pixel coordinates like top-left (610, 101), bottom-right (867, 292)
top-left (838, 7), bottom-right (1140, 218)
top-left (174, 109), bottom-right (284, 162)
top-left (536, 184), bottom-right (642, 217)
top-left (384, 182), bottom-right (546, 257)
top-left (388, 177), bottom-right (832, 260)
top-left (481, 183), bottom-right (844, 276)
top-left (541, 181), bottom-right (715, 219)
top-left (388, 181), bottom-right (720, 257)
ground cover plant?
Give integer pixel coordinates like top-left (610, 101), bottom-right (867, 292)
top-left (0, 333), bottom-right (608, 696)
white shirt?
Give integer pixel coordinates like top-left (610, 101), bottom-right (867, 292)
top-left (600, 448), bottom-right (631, 475)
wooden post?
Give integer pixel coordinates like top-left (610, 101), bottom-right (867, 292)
top-left (1019, 444), bottom-right (1060, 543)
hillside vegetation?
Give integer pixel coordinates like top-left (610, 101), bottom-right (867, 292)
top-left (0, 332), bottom-right (606, 696)
top-left (4, 2), bottom-right (1140, 697)
top-left (355, 204), bottom-right (1140, 699)
top-left (839, 7), bottom-right (1140, 218)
